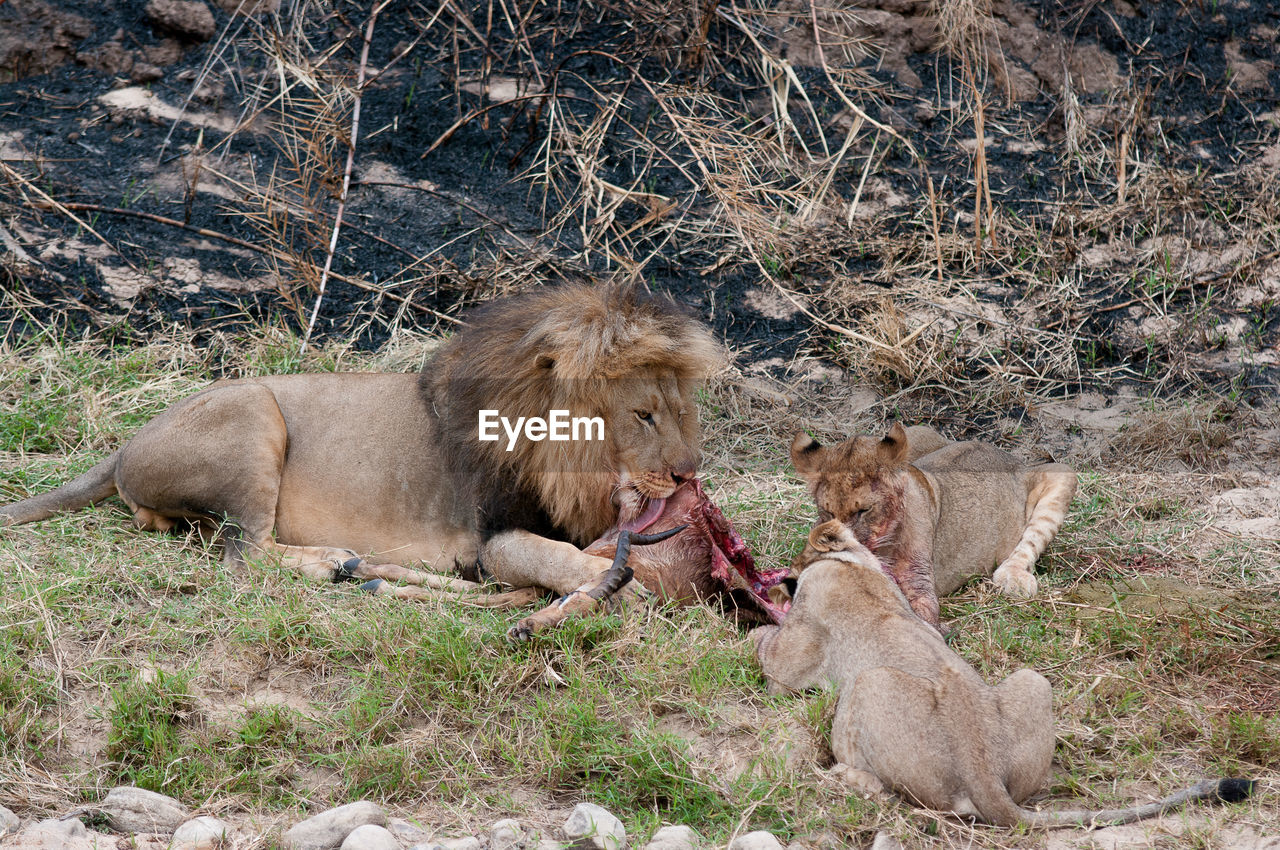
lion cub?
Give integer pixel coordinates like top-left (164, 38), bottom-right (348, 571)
top-left (754, 521), bottom-right (1254, 826)
top-left (790, 424), bottom-right (1076, 629)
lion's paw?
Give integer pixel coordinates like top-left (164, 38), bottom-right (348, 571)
top-left (992, 564), bottom-right (1038, 597)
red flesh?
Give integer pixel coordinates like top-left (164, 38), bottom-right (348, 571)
top-left (586, 479), bottom-right (789, 624)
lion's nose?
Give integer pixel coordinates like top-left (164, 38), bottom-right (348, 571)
top-left (671, 458), bottom-right (698, 485)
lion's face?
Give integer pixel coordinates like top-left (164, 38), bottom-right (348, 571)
top-left (789, 424), bottom-right (912, 550)
top-left (607, 372), bottom-right (702, 505)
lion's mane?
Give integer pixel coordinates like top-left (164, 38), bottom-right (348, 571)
top-left (423, 282), bottom-right (725, 546)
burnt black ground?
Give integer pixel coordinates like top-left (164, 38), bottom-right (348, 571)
top-left (1, 0), bottom-right (1277, 400)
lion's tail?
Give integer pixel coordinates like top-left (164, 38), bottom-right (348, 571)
top-left (1017, 778), bottom-right (1256, 827)
top-left (0, 453), bottom-right (119, 527)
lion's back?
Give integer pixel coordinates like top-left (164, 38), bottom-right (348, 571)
top-left (916, 442), bottom-right (1038, 593)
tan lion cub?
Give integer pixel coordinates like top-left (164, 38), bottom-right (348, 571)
top-left (754, 521), bottom-right (1255, 826)
top-left (790, 424), bottom-right (1077, 630)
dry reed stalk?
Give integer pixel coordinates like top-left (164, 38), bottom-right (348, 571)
top-left (300, 0), bottom-right (387, 354)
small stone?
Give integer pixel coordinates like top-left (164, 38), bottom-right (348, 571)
top-left (282, 802), bottom-right (387, 850)
top-left (341, 824), bottom-right (400, 850)
top-left (145, 0), bottom-right (216, 41)
top-left (130, 62), bottom-right (164, 83)
top-left (0, 806), bottom-right (19, 837)
top-left (99, 787), bottom-right (190, 834)
top-left (533, 839), bottom-right (564, 850)
top-left (172, 816), bottom-right (232, 849)
top-left (870, 833), bottom-right (903, 850)
top-left (490, 818), bottom-right (524, 850)
top-left (31, 817), bottom-right (86, 838)
top-left (440, 838), bottom-right (482, 850)
top-left (563, 804), bottom-right (625, 850)
top-left (727, 832), bottom-right (784, 850)
top-left (387, 818), bottom-right (429, 843)
top-left (642, 825), bottom-right (700, 850)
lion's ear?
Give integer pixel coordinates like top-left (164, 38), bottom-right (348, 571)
top-left (790, 432), bottom-right (823, 476)
top-left (534, 354), bottom-right (555, 371)
top-left (877, 422), bottom-right (910, 466)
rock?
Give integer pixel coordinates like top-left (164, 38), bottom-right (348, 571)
top-left (387, 818), bottom-right (430, 843)
top-left (98, 787), bottom-right (190, 834)
top-left (282, 802), bottom-right (387, 850)
top-left (130, 62), bottom-right (164, 83)
top-left (440, 838), bottom-right (482, 850)
top-left (340, 824), bottom-right (400, 850)
top-left (211, 0), bottom-right (280, 14)
top-left (172, 816), bottom-right (232, 849)
top-left (870, 833), bottom-right (903, 850)
top-left (563, 804), bottom-right (626, 850)
top-left (533, 840), bottom-right (564, 850)
top-left (145, 0), bottom-right (216, 42)
top-left (0, 806), bottom-right (19, 837)
top-left (728, 832), bottom-right (784, 850)
top-left (490, 818), bottom-right (525, 850)
top-left (642, 825), bottom-right (700, 850)
top-left (31, 817), bottom-right (86, 839)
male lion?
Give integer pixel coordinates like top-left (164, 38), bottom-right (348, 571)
top-left (754, 520), bottom-right (1255, 826)
top-left (790, 423), bottom-right (1077, 629)
top-left (1, 283), bottom-right (781, 635)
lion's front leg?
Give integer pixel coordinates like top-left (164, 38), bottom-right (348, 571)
top-left (482, 530), bottom-right (652, 639)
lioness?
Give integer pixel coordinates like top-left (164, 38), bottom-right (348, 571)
top-left (753, 521), bottom-right (1255, 826)
top-left (1, 283), bottom-right (780, 635)
top-left (790, 424), bottom-right (1077, 629)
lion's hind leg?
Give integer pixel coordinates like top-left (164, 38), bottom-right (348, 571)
top-left (992, 463), bottom-right (1077, 597)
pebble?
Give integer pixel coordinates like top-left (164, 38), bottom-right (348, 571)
top-left (99, 786), bottom-right (190, 834)
top-left (281, 802), bottom-right (387, 850)
top-left (642, 825), bottom-right (700, 850)
top-left (869, 834), bottom-right (903, 850)
top-left (490, 818), bottom-right (525, 850)
top-left (387, 818), bottom-right (430, 844)
top-left (172, 816), bottom-right (232, 849)
top-left (440, 837), bottom-right (482, 850)
top-left (31, 816), bottom-right (87, 838)
top-left (563, 804), bottom-right (626, 850)
top-left (340, 824), bottom-right (400, 850)
top-left (144, 0), bottom-right (216, 41)
top-left (0, 806), bottom-right (18, 838)
top-left (727, 831), bottom-right (784, 850)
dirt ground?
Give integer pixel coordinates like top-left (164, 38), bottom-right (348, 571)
top-left (0, 0), bottom-right (1278, 846)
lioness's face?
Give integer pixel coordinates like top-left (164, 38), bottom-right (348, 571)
top-left (789, 425), bottom-right (911, 547)
top-left (609, 372), bottom-right (702, 502)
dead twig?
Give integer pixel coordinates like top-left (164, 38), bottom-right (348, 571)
top-left (0, 161), bottom-right (143, 275)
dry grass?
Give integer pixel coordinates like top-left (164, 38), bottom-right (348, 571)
top-left (1, 331), bottom-right (1277, 849)
top-left (0, 0), bottom-right (1278, 845)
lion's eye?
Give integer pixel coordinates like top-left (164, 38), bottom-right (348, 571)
top-left (635, 410), bottom-right (654, 425)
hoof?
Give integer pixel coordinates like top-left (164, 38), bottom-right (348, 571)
top-left (359, 579), bottom-right (385, 595)
top-left (507, 620), bottom-right (536, 642)
top-left (333, 557), bottom-right (363, 583)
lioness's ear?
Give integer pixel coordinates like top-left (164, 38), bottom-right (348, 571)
top-left (790, 432), bottom-right (823, 476)
top-left (877, 422), bottom-right (910, 465)
top-left (807, 521), bottom-right (842, 552)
